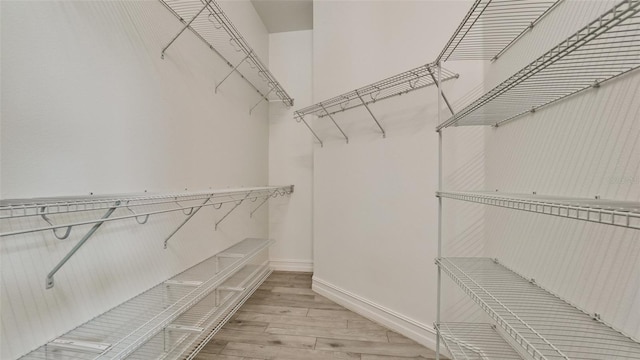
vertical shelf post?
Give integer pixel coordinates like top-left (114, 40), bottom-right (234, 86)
top-left (435, 62), bottom-right (443, 360)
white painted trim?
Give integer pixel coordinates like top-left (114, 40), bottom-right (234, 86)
top-left (312, 276), bottom-right (441, 353)
top-left (269, 258), bottom-right (313, 272)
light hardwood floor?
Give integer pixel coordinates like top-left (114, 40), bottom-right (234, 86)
top-left (195, 271), bottom-right (437, 360)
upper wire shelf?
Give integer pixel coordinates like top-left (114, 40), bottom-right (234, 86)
top-left (1, 186), bottom-right (292, 288)
top-left (438, 191), bottom-right (640, 229)
top-left (436, 322), bottom-right (524, 360)
top-left (159, 0), bottom-right (293, 109)
top-left (438, 0), bottom-right (640, 130)
top-left (437, 0), bottom-right (563, 63)
top-left (294, 62), bottom-right (458, 146)
top-left (438, 257), bottom-right (640, 360)
top-left (18, 238), bottom-right (271, 360)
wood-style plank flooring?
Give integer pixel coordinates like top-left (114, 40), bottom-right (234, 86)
top-left (195, 271), bottom-right (437, 360)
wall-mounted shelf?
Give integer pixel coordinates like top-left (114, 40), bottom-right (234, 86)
top-left (159, 0), bottom-right (293, 110)
top-left (438, 191), bottom-right (640, 229)
top-left (294, 62), bottom-right (458, 146)
top-left (437, 257), bottom-right (640, 360)
top-left (437, 0), bottom-right (563, 63)
top-left (437, 0), bottom-right (640, 130)
top-left (0, 186), bottom-right (293, 288)
top-left (436, 322), bottom-right (524, 360)
top-left (19, 238), bottom-right (272, 360)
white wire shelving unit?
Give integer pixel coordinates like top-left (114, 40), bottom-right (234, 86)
top-left (436, 0), bottom-right (564, 63)
top-left (436, 322), bottom-right (525, 360)
top-left (0, 185), bottom-right (293, 289)
top-left (159, 0), bottom-right (293, 112)
top-left (18, 238), bottom-right (272, 360)
top-left (437, 258), bottom-right (640, 360)
top-left (433, 1), bottom-right (640, 359)
top-left (293, 62), bottom-right (459, 146)
top-left (438, 191), bottom-right (640, 230)
top-left (437, 0), bottom-right (640, 129)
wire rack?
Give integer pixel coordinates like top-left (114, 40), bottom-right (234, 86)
top-left (438, 191), bottom-right (640, 229)
top-left (437, 257), bottom-right (640, 360)
top-left (19, 238), bottom-right (272, 360)
top-left (159, 0), bottom-right (293, 108)
top-left (293, 63), bottom-right (458, 145)
top-left (437, 0), bottom-right (563, 63)
top-left (436, 323), bottom-right (524, 360)
top-left (437, 0), bottom-right (640, 130)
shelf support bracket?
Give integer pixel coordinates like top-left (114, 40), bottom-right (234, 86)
top-left (320, 104), bottom-right (349, 144)
top-left (250, 192), bottom-right (274, 218)
top-left (427, 67), bottom-right (455, 115)
top-left (355, 90), bottom-right (386, 138)
top-left (164, 196), bottom-right (213, 249)
top-left (215, 192), bottom-right (252, 230)
top-left (295, 114), bottom-right (323, 147)
top-left (216, 52), bottom-right (251, 94)
top-left (249, 86), bottom-right (275, 115)
top-left (161, 0), bottom-right (213, 59)
top-left (46, 201), bottom-right (121, 289)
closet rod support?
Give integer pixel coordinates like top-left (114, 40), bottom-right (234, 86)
top-left (320, 104), bottom-right (349, 144)
top-left (46, 201), bottom-right (121, 289)
top-left (427, 68), bottom-right (456, 115)
top-left (249, 192), bottom-right (272, 218)
top-left (216, 52), bottom-right (251, 94)
top-left (355, 90), bottom-right (386, 138)
top-left (215, 192), bottom-right (252, 230)
top-left (250, 86), bottom-right (275, 115)
top-left (295, 114), bottom-right (323, 147)
top-left (164, 196), bottom-right (213, 249)
top-left (161, 0), bottom-right (213, 59)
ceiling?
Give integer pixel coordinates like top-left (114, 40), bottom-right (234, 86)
top-left (250, 0), bottom-right (313, 33)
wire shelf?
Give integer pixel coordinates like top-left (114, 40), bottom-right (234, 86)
top-left (437, 257), bottom-right (640, 360)
top-left (437, 0), bottom-right (562, 62)
top-left (19, 238), bottom-right (272, 360)
top-left (159, 0), bottom-right (293, 107)
top-left (438, 191), bottom-right (640, 229)
top-left (437, 322), bottom-right (524, 360)
top-left (293, 63), bottom-right (458, 145)
top-left (437, 0), bottom-right (640, 130)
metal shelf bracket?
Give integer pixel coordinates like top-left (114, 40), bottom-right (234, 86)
top-left (215, 192), bottom-right (252, 230)
top-left (161, 0), bottom-right (213, 59)
top-left (295, 114), bottom-right (324, 147)
top-left (216, 51), bottom-right (251, 94)
top-left (164, 196), bottom-right (213, 249)
top-left (320, 104), bottom-right (349, 144)
top-left (46, 201), bottom-right (121, 289)
top-left (355, 90), bottom-right (385, 138)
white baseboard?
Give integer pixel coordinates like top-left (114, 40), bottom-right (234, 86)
top-left (312, 277), bottom-right (439, 352)
top-left (269, 259), bottom-right (313, 272)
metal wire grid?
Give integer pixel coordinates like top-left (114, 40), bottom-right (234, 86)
top-left (437, 257), bottom-right (640, 360)
top-left (159, 0), bottom-right (293, 107)
top-left (438, 191), bottom-right (640, 229)
top-left (294, 63), bottom-right (458, 119)
top-left (438, 0), bottom-right (640, 130)
top-left (0, 186), bottom-right (293, 237)
top-left (437, 0), bottom-right (562, 62)
top-left (18, 238), bottom-right (271, 360)
top-left (437, 322), bottom-right (524, 360)
top-left (126, 262), bottom-right (271, 360)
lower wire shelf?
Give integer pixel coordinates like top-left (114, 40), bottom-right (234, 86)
top-left (20, 238), bottom-right (272, 360)
top-left (437, 257), bottom-right (640, 360)
top-left (437, 323), bottom-right (524, 360)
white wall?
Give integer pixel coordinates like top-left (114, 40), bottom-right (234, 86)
top-left (481, 0), bottom-right (640, 341)
top-left (0, 1), bottom-right (279, 358)
top-left (310, 0), bottom-right (485, 348)
top-left (268, 30), bottom-right (314, 272)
